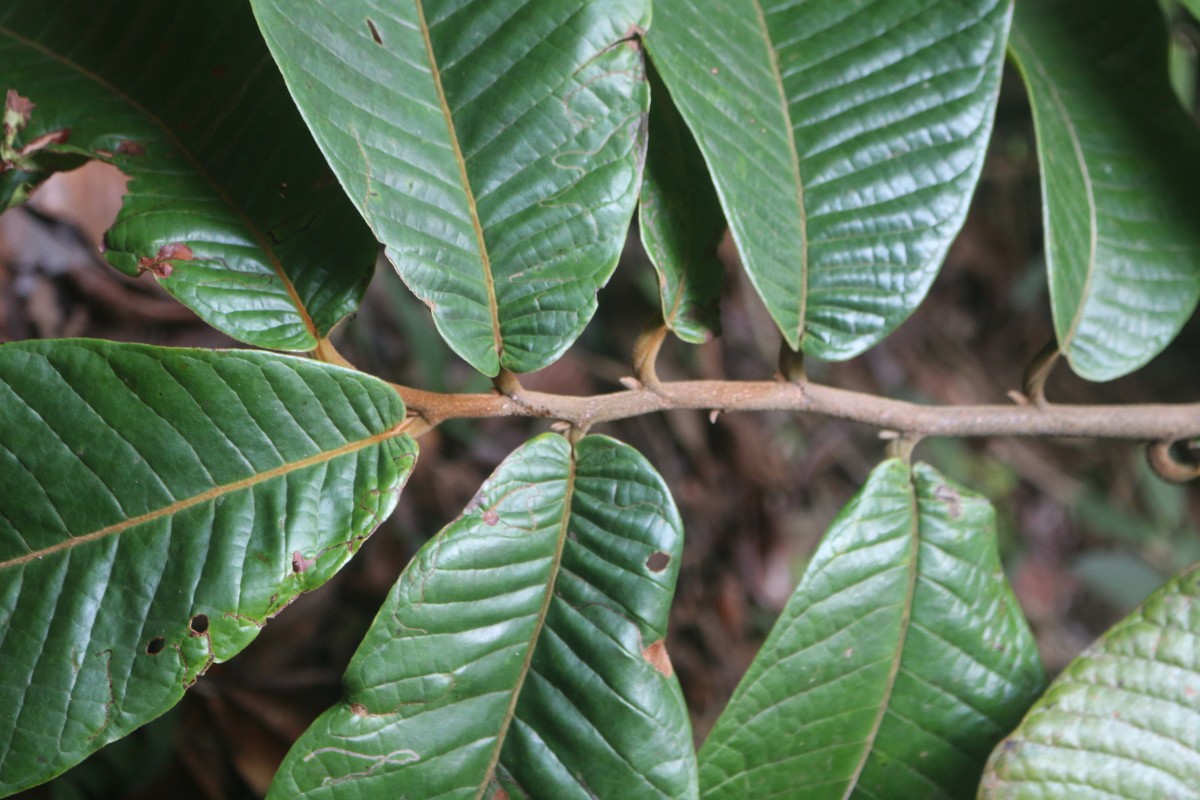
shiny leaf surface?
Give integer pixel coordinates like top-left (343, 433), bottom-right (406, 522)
top-left (1009, 0), bottom-right (1200, 380)
top-left (639, 67), bottom-right (725, 343)
top-left (0, 0), bottom-right (377, 351)
top-left (981, 563), bottom-right (1200, 799)
top-left (269, 434), bottom-right (696, 799)
top-left (252, 0), bottom-right (650, 375)
top-left (0, 341), bottom-right (416, 794)
top-left (698, 459), bottom-right (1044, 799)
top-left (646, 0), bottom-right (1010, 358)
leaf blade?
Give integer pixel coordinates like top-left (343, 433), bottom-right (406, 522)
top-left (252, 0), bottom-right (651, 375)
top-left (646, 0), bottom-right (1011, 358)
top-left (1009, 0), bottom-right (1200, 380)
top-left (980, 563), bottom-right (1200, 799)
top-left (269, 433), bottom-right (696, 799)
top-left (698, 459), bottom-right (1044, 800)
top-left (639, 66), bottom-right (726, 343)
top-left (0, 0), bottom-right (377, 351)
top-left (0, 341), bottom-right (416, 794)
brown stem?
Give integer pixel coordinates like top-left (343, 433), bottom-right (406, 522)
top-left (392, 378), bottom-right (1200, 443)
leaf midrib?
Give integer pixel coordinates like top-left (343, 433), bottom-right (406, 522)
top-left (0, 423), bottom-right (406, 571)
top-left (0, 23), bottom-right (320, 343)
top-left (840, 473), bottom-right (920, 798)
top-left (1010, 26), bottom-right (1097, 353)
top-left (476, 443), bottom-right (578, 798)
top-left (413, 0), bottom-right (504, 371)
top-left (751, 0), bottom-right (809, 345)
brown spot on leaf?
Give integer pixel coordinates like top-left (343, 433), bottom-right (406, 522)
top-left (495, 790), bottom-right (509, 800)
top-left (116, 140), bottom-right (145, 156)
top-left (137, 242), bottom-right (194, 278)
top-left (933, 484), bottom-right (963, 519)
top-left (642, 639), bottom-right (673, 677)
top-left (482, 509), bottom-right (499, 526)
top-left (292, 551), bottom-right (317, 573)
top-left (159, 243), bottom-right (193, 260)
top-left (146, 637), bottom-right (165, 655)
top-left (623, 23), bottom-right (645, 51)
top-left (366, 18), bottom-right (383, 45)
top-left (15, 127), bottom-right (70, 158)
top-left (645, 551), bottom-right (670, 573)
top-left (350, 703), bottom-right (368, 717)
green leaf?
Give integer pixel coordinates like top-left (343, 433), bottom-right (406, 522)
top-left (251, 0), bottom-right (651, 376)
top-left (1178, 0), bottom-right (1200, 24)
top-left (645, 0), bottom-right (1011, 359)
top-left (0, 341), bottom-right (417, 795)
top-left (639, 66), bottom-right (726, 343)
top-left (980, 563), bottom-right (1200, 798)
top-left (698, 459), bottom-right (1044, 800)
top-left (1009, 0), bottom-right (1200, 381)
top-left (269, 433), bottom-right (696, 799)
top-left (0, 0), bottom-right (378, 352)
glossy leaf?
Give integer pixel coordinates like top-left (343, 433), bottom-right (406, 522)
top-left (980, 563), bottom-right (1200, 799)
top-left (0, 0), bottom-right (377, 351)
top-left (646, 0), bottom-right (1010, 359)
top-left (698, 459), bottom-right (1044, 800)
top-left (251, 0), bottom-right (650, 376)
top-left (269, 433), bottom-right (696, 799)
top-left (639, 66), bottom-right (725, 343)
top-left (0, 341), bottom-right (417, 795)
top-left (1009, 0), bottom-right (1200, 381)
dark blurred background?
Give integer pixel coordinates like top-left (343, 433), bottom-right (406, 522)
top-left (3, 58), bottom-right (1198, 798)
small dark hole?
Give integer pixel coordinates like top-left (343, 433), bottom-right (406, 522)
top-left (645, 551), bottom-right (670, 572)
top-left (189, 614), bottom-right (210, 635)
top-left (366, 18), bottom-right (383, 45)
top-left (146, 637), bottom-right (165, 655)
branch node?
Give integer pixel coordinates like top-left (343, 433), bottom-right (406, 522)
top-left (1022, 341), bottom-right (1061, 407)
top-left (618, 376), bottom-right (642, 391)
top-left (493, 368), bottom-right (523, 398)
top-left (708, 409), bottom-right (721, 424)
top-left (778, 341), bottom-right (806, 383)
top-left (1147, 439), bottom-right (1200, 483)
